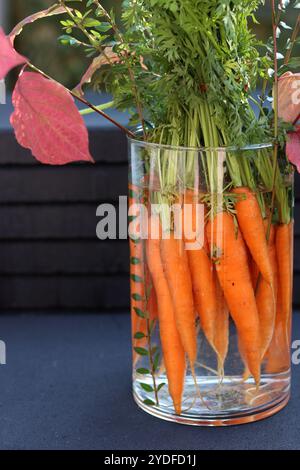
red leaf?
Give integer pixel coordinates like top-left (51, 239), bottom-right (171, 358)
top-left (286, 130), bottom-right (300, 173)
top-left (9, 5), bottom-right (67, 43)
top-left (10, 71), bottom-right (94, 165)
top-left (0, 27), bottom-right (27, 80)
top-left (278, 71), bottom-right (300, 125)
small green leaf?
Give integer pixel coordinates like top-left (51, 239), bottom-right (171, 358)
top-left (130, 236), bottom-right (141, 244)
top-left (141, 383), bottom-right (154, 392)
top-left (134, 347), bottom-right (148, 356)
top-left (129, 189), bottom-right (138, 199)
top-left (132, 293), bottom-right (143, 301)
top-left (157, 383), bottom-right (166, 392)
top-left (58, 35), bottom-right (80, 47)
top-left (153, 352), bottom-right (160, 372)
top-left (143, 399), bottom-right (155, 406)
top-left (136, 368), bottom-right (150, 375)
top-left (83, 18), bottom-right (101, 28)
top-left (134, 307), bottom-right (146, 318)
top-left (131, 274), bottom-right (143, 283)
top-left (131, 257), bottom-right (141, 265)
top-left (74, 10), bottom-right (83, 19)
top-left (95, 22), bottom-right (112, 32)
top-left (134, 331), bottom-right (146, 339)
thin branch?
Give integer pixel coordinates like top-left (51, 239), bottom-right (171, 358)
top-left (27, 63), bottom-right (135, 139)
top-left (284, 14), bottom-right (300, 65)
top-left (59, 0), bottom-right (113, 63)
top-left (293, 111), bottom-right (300, 126)
top-left (266, 0), bottom-right (280, 242)
top-left (272, 0), bottom-right (279, 141)
top-left (93, 0), bottom-right (147, 139)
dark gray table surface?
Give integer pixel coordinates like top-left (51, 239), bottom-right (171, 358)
top-left (0, 313), bottom-right (299, 450)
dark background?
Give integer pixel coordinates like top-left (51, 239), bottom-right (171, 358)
top-left (0, 1), bottom-right (299, 312)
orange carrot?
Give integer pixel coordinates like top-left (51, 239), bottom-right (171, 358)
top-left (265, 301), bottom-right (290, 373)
top-left (146, 216), bottom-right (186, 414)
top-left (148, 279), bottom-right (158, 321)
top-left (129, 185), bottom-right (147, 359)
top-left (265, 222), bottom-right (293, 373)
top-left (183, 191), bottom-right (217, 352)
top-left (249, 257), bottom-right (259, 290)
top-left (214, 274), bottom-right (229, 373)
top-left (276, 222), bottom-right (293, 347)
top-left (257, 223), bottom-right (278, 359)
top-left (160, 234), bottom-right (197, 370)
top-left (206, 211), bottom-right (261, 385)
top-left (232, 187), bottom-right (273, 287)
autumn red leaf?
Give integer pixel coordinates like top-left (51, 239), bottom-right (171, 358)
top-left (286, 130), bottom-right (300, 173)
top-left (10, 71), bottom-right (94, 165)
top-left (278, 71), bottom-right (300, 125)
top-left (0, 27), bottom-right (27, 80)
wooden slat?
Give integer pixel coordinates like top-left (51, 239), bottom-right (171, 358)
top-left (294, 205), bottom-right (300, 235)
top-left (0, 273), bottom-right (297, 310)
top-left (0, 204), bottom-right (97, 239)
top-left (0, 203), bottom-right (120, 239)
top-left (0, 165), bottom-right (127, 203)
top-left (0, 275), bottom-right (129, 310)
top-left (294, 238), bottom-right (300, 272)
top-left (0, 240), bottom-right (129, 274)
top-left (0, 128), bottom-right (127, 165)
top-left (293, 274), bottom-right (300, 307)
top-left (294, 172), bottom-right (300, 200)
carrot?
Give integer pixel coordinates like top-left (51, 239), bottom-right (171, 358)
top-left (148, 279), bottom-right (158, 321)
top-left (160, 234), bottom-right (197, 370)
top-left (183, 191), bottom-right (217, 353)
top-left (146, 216), bottom-right (186, 414)
top-left (232, 187), bottom-right (273, 287)
top-left (265, 222), bottom-right (293, 373)
top-left (214, 274), bottom-right (229, 374)
top-left (206, 211), bottom-right (261, 385)
top-left (276, 222), bottom-right (293, 347)
top-left (249, 257), bottom-right (259, 290)
top-left (129, 185), bottom-right (147, 360)
top-left (257, 222), bottom-right (278, 359)
top-left (265, 302), bottom-right (291, 373)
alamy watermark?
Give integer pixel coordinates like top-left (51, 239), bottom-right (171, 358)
top-left (292, 340), bottom-right (300, 365)
top-left (96, 196), bottom-right (205, 250)
top-left (0, 79), bottom-right (6, 104)
top-left (0, 340), bottom-right (6, 365)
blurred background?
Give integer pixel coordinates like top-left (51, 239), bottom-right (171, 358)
top-left (3, 0), bottom-right (297, 90)
top-left (0, 0), bottom-right (299, 313)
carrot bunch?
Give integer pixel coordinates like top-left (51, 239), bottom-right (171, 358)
top-left (132, 184), bottom-right (293, 415)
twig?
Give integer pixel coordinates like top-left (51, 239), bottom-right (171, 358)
top-left (27, 63), bottom-right (135, 139)
top-left (93, 0), bottom-right (147, 139)
top-left (293, 111), bottom-right (300, 126)
top-left (284, 14), bottom-right (300, 65)
top-left (266, 0), bottom-right (280, 242)
top-left (59, 0), bottom-right (115, 64)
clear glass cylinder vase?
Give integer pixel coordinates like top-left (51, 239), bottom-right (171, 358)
top-left (128, 139), bottom-right (294, 426)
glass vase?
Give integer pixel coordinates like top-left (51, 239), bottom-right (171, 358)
top-left (128, 139), bottom-right (294, 426)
